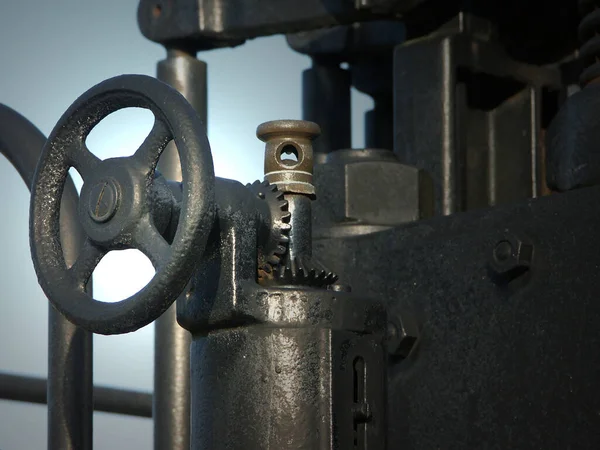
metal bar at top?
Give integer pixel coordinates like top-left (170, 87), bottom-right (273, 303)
top-left (0, 373), bottom-right (152, 418)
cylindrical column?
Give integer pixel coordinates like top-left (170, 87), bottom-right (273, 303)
top-left (365, 97), bottom-right (394, 150)
top-left (302, 61), bottom-right (351, 154)
top-left (155, 48), bottom-right (207, 450)
top-left (0, 104), bottom-right (93, 450)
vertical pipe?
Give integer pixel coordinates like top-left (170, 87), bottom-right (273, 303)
top-left (0, 104), bottom-right (93, 450)
top-left (302, 60), bottom-right (351, 154)
top-left (155, 48), bottom-right (207, 450)
top-left (48, 191), bottom-right (93, 450)
top-left (365, 97), bottom-right (394, 150)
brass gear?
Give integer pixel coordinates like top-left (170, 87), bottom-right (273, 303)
top-left (272, 256), bottom-right (338, 287)
top-left (246, 180), bottom-right (291, 282)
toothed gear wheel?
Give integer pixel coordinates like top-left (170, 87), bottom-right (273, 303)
top-left (273, 256), bottom-right (338, 287)
top-left (246, 180), bottom-right (291, 281)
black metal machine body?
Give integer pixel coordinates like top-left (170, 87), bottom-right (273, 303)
top-left (2, 0), bottom-right (600, 449)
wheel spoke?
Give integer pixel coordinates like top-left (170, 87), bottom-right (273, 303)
top-left (67, 238), bottom-right (106, 290)
top-left (133, 216), bottom-right (171, 269)
top-left (133, 118), bottom-right (172, 172)
top-left (68, 141), bottom-right (102, 182)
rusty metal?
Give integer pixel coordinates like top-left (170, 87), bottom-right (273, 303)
top-left (259, 119), bottom-right (320, 197)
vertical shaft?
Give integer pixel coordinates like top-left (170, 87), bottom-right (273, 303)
top-left (48, 189), bottom-right (93, 450)
top-left (155, 48), bottom-right (207, 450)
top-left (365, 96), bottom-right (394, 150)
top-left (0, 104), bottom-right (93, 450)
top-left (302, 60), bottom-right (351, 154)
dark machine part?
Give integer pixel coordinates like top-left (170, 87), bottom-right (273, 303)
top-left (393, 13), bottom-right (561, 216)
top-left (258, 120), bottom-right (338, 285)
top-left (289, 21), bottom-right (406, 153)
top-left (177, 125), bottom-right (386, 450)
top-left (545, 1), bottom-right (600, 192)
top-left (29, 74), bottom-right (216, 335)
top-left (0, 373), bottom-right (152, 418)
top-left (136, 0), bottom-right (581, 64)
top-left (155, 47), bottom-right (207, 450)
top-left (314, 184), bottom-right (600, 449)
top-left (0, 104), bottom-right (93, 450)
top-left (6, 0), bottom-right (600, 448)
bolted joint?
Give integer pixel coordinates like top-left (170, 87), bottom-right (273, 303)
top-left (387, 312), bottom-right (419, 359)
top-left (490, 233), bottom-right (534, 282)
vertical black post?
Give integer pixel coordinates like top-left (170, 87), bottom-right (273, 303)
top-left (302, 60), bottom-right (351, 153)
top-left (365, 96), bottom-right (394, 150)
top-left (155, 48), bottom-right (207, 450)
top-left (0, 104), bottom-right (93, 450)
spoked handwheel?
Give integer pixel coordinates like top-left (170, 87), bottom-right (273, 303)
top-left (30, 74), bottom-right (215, 335)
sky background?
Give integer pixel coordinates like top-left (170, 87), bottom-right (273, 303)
top-left (0, 1), bottom-right (371, 448)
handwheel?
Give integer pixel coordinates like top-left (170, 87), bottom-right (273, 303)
top-left (29, 74), bottom-right (215, 335)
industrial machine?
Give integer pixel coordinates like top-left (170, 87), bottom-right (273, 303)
top-left (1, 0), bottom-right (599, 448)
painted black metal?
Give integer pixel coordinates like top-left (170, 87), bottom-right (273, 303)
top-left (313, 184), bottom-right (600, 448)
top-left (177, 179), bottom-right (388, 449)
top-left (29, 75), bottom-right (216, 335)
top-left (10, 2), bottom-right (598, 448)
top-left (290, 21), bottom-right (405, 154)
top-left (546, 83), bottom-right (600, 192)
top-left (579, 0), bottom-right (600, 85)
top-left (301, 61), bottom-right (351, 154)
top-left (393, 15), bottom-right (560, 215)
top-left (0, 373), bottom-right (152, 418)
top-left (136, 0), bottom-right (581, 62)
top-left (0, 104), bottom-right (93, 450)
top-left (155, 48), bottom-right (207, 450)
top-left (137, 0), bottom-right (421, 50)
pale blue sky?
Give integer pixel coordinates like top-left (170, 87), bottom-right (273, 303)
top-left (0, 1), bottom-right (371, 448)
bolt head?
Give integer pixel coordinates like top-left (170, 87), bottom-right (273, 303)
top-left (387, 314), bottom-right (419, 358)
top-left (490, 234), bottom-right (534, 280)
top-left (88, 178), bottom-right (120, 223)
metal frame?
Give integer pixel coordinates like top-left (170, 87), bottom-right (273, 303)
top-left (2, 1), bottom-right (599, 449)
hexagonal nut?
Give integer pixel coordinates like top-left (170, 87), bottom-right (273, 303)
top-left (344, 157), bottom-right (433, 226)
top-left (387, 313), bottom-right (419, 358)
top-left (490, 234), bottom-right (534, 278)
top-left (314, 149), bottom-right (434, 227)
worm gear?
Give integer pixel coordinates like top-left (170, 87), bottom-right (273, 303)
top-left (272, 256), bottom-right (338, 287)
top-left (246, 180), bottom-right (291, 282)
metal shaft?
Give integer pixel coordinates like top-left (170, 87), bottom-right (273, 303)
top-left (302, 60), bottom-right (351, 154)
top-left (365, 96), bottom-right (394, 150)
top-left (0, 373), bottom-right (152, 418)
top-left (0, 104), bottom-right (93, 450)
top-left (155, 48), bottom-right (207, 450)
top-left (286, 194), bottom-right (312, 262)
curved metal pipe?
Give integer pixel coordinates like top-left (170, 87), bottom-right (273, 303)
top-left (0, 104), bottom-right (93, 450)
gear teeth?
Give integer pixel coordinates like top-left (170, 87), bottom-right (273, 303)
top-left (272, 256), bottom-right (338, 288)
top-left (247, 180), bottom-right (291, 282)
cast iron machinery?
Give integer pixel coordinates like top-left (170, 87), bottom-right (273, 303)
top-left (2, 0), bottom-right (600, 449)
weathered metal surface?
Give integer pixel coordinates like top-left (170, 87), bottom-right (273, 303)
top-left (154, 48), bottom-right (207, 450)
top-left (393, 15), bottom-right (560, 216)
top-left (137, 0), bottom-right (421, 50)
top-left (314, 149), bottom-right (434, 237)
top-left (29, 74), bottom-right (215, 335)
top-left (0, 373), bottom-right (152, 418)
top-left (314, 184), bottom-right (600, 448)
top-left (0, 103), bottom-right (93, 450)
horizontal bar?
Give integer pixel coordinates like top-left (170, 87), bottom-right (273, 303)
top-left (0, 373), bottom-right (152, 418)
